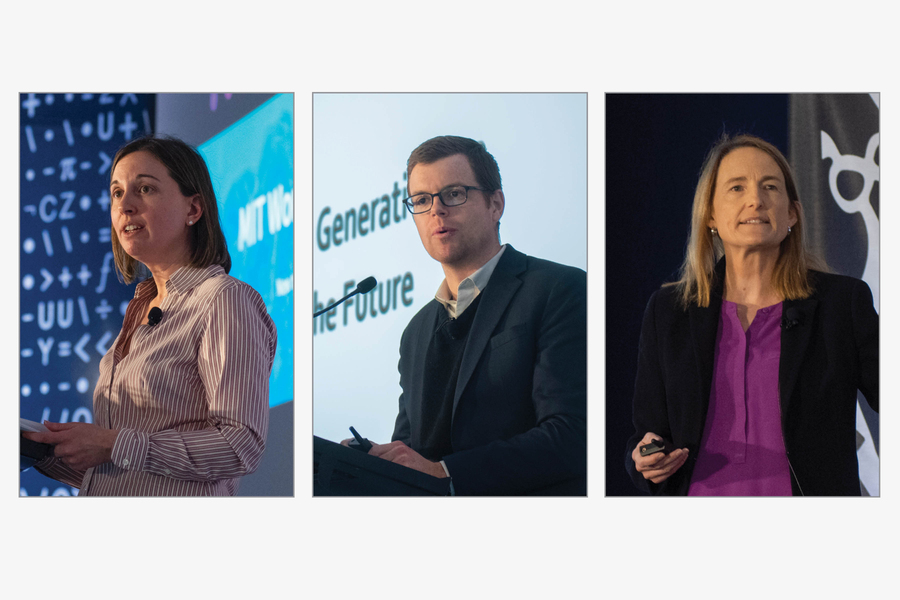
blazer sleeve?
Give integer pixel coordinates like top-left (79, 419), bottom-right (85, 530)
top-left (852, 278), bottom-right (879, 411)
top-left (624, 290), bottom-right (672, 494)
top-left (441, 269), bottom-right (587, 495)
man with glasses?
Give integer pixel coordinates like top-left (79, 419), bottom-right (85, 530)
top-left (364, 135), bottom-right (586, 495)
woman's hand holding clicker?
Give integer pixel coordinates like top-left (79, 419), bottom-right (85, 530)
top-left (632, 431), bottom-right (689, 484)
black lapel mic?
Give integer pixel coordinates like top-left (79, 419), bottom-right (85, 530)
top-left (148, 307), bottom-right (163, 327)
top-left (438, 317), bottom-right (460, 340)
top-left (781, 307), bottom-right (800, 330)
top-left (313, 276), bottom-right (377, 318)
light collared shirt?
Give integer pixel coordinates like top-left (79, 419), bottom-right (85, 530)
top-left (434, 245), bottom-right (507, 318)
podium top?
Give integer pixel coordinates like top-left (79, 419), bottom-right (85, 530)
top-left (314, 436), bottom-right (451, 496)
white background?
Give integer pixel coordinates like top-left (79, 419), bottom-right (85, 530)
top-left (4, 2), bottom-right (896, 599)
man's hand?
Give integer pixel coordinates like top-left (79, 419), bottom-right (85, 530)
top-left (632, 431), bottom-right (689, 484)
top-left (368, 441), bottom-right (447, 479)
top-left (22, 422), bottom-right (119, 471)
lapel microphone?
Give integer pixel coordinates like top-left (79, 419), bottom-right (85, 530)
top-left (148, 307), bottom-right (163, 327)
top-left (781, 307), bottom-right (800, 330)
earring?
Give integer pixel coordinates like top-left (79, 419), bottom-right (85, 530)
top-left (188, 220), bottom-right (194, 226)
top-left (788, 226), bottom-right (792, 233)
top-left (710, 227), bottom-right (718, 236)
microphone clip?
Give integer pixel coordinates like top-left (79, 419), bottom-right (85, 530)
top-left (781, 308), bottom-right (800, 330)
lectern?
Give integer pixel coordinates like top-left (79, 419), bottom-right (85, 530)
top-left (314, 436), bottom-right (450, 496)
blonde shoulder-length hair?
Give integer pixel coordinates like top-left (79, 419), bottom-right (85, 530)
top-left (672, 134), bottom-right (821, 308)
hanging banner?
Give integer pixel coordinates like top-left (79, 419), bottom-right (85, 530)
top-left (789, 93), bottom-right (880, 495)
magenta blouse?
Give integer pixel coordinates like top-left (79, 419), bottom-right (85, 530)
top-left (687, 300), bottom-right (793, 496)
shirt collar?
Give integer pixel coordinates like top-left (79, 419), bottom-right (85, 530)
top-left (435, 245), bottom-right (506, 318)
top-left (135, 264), bottom-right (225, 299)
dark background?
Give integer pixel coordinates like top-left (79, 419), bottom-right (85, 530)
top-left (605, 94), bottom-right (790, 496)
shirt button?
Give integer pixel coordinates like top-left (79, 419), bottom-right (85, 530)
top-left (122, 458), bottom-right (130, 467)
top-left (164, 468), bottom-right (171, 475)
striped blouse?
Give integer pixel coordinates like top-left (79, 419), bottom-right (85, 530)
top-left (36, 264), bottom-right (277, 496)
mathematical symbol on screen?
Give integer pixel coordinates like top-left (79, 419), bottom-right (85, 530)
top-left (40, 269), bottom-right (54, 291)
top-left (95, 252), bottom-right (113, 294)
top-left (61, 226), bottom-right (73, 252)
top-left (25, 126), bottom-right (37, 152)
top-left (63, 120), bottom-right (75, 146)
top-left (98, 190), bottom-right (110, 212)
top-left (60, 157), bottom-right (77, 182)
top-left (95, 331), bottom-right (113, 355)
top-left (98, 151), bottom-right (111, 175)
top-left (22, 93), bottom-right (41, 118)
top-left (95, 299), bottom-right (113, 319)
top-left (59, 266), bottom-right (73, 288)
top-left (77, 264), bottom-right (91, 286)
top-left (74, 334), bottom-right (91, 362)
top-left (118, 112), bottom-right (138, 141)
top-left (78, 297), bottom-right (90, 326)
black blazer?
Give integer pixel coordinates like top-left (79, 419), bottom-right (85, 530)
top-left (626, 264), bottom-right (878, 496)
top-left (392, 245), bottom-right (587, 495)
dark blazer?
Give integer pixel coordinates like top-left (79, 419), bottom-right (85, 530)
top-left (626, 263), bottom-right (878, 496)
top-left (392, 245), bottom-right (587, 495)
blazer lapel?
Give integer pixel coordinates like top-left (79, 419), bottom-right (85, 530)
top-left (687, 299), bottom-right (721, 444)
top-left (779, 295), bottom-right (818, 419)
top-left (453, 246), bottom-right (524, 417)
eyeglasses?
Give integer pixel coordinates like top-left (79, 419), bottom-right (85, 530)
top-left (402, 185), bottom-right (487, 214)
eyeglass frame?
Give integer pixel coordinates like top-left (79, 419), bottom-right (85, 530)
top-left (402, 185), bottom-right (489, 214)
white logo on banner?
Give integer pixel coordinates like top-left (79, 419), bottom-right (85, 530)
top-left (820, 131), bottom-right (880, 311)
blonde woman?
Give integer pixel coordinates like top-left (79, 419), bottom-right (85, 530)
top-left (626, 134), bottom-right (877, 496)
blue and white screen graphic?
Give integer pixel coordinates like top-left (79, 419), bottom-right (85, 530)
top-left (199, 93), bottom-right (294, 407)
top-left (19, 93), bottom-right (155, 496)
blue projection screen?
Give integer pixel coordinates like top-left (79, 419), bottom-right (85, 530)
top-left (313, 93), bottom-right (587, 445)
top-left (199, 94), bottom-right (294, 407)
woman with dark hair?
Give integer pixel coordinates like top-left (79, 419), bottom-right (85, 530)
top-left (25, 136), bottom-right (277, 496)
top-left (625, 134), bottom-right (877, 496)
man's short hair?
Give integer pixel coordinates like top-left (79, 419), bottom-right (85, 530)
top-left (407, 136), bottom-right (502, 197)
